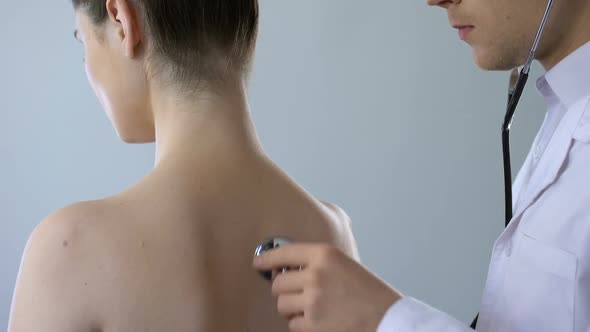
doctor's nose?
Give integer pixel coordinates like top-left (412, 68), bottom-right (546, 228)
top-left (427, 0), bottom-right (461, 8)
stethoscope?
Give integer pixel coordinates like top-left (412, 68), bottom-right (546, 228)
top-left (474, 0), bottom-right (556, 327)
top-left (501, 0), bottom-right (556, 227)
top-left (254, 237), bottom-right (293, 281)
top-left (254, 0), bottom-right (557, 328)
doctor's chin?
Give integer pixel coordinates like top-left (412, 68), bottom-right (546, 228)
top-left (471, 46), bottom-right (528, 72)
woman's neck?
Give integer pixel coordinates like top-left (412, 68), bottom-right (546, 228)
top-left (151, 80), bottom-right (263, 171)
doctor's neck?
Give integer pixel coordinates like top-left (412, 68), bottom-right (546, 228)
top-left (536, 7), bottom-right (590, 70)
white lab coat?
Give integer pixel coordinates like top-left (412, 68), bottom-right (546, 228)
top-left (378, 41), bottom-right (590, 332)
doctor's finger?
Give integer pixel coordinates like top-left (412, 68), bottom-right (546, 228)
top-left (277, 293), bottom-right (305, 318)
top-left (272, 270), bottom-right (307, 296)
top-left (288, 315), bottom-right (311, 332)
top-left (253, 243), bottom-right (321, 269)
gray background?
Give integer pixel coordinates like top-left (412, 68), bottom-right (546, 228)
top-left (0, 0), bottom-right (546, 327)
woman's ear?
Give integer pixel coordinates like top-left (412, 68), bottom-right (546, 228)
top-left (105, 0), bottom-right (142, 58)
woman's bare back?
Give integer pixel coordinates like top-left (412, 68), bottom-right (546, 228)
top-left (25, 157), bottom-right (359, 332)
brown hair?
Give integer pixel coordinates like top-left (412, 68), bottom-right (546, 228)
top-left (72, 0), bottom-right (259, 87)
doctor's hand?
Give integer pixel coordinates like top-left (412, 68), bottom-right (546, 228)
top-left (253, 244), bottom-right (402, 332)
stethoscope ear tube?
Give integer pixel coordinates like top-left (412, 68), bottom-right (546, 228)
top-left (502, 70), bottom-right (529, 226)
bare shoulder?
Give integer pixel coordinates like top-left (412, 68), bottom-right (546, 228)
top-left (24, 199), bottom-right (110, 269)
top-left (38, 200), bottom-right (107, 241)
top-left (320, 200), bottom-right (352, 225)
top-left (319, 200), bottom-right (360, 261)
top-left (29, 200), bottom-right (110, 262)
top-left (9, 201), bottom-right (107, 332)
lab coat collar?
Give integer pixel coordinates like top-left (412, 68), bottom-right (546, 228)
top-left (536, 41), bottom-right (590, 109)
top-left (511, 97), bottom-right (590, 224)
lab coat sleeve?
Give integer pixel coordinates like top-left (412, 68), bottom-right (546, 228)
top-left (377, 297), bottom-right (473, 332)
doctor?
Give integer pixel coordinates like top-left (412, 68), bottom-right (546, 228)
top-left (253, 0), bottom-right (590, 331)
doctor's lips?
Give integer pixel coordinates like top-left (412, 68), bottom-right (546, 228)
top-left (452, 24), bottom-right (475, 41)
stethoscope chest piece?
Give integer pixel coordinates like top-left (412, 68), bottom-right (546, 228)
top-left (254, 237), bottom-right (292, 281)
